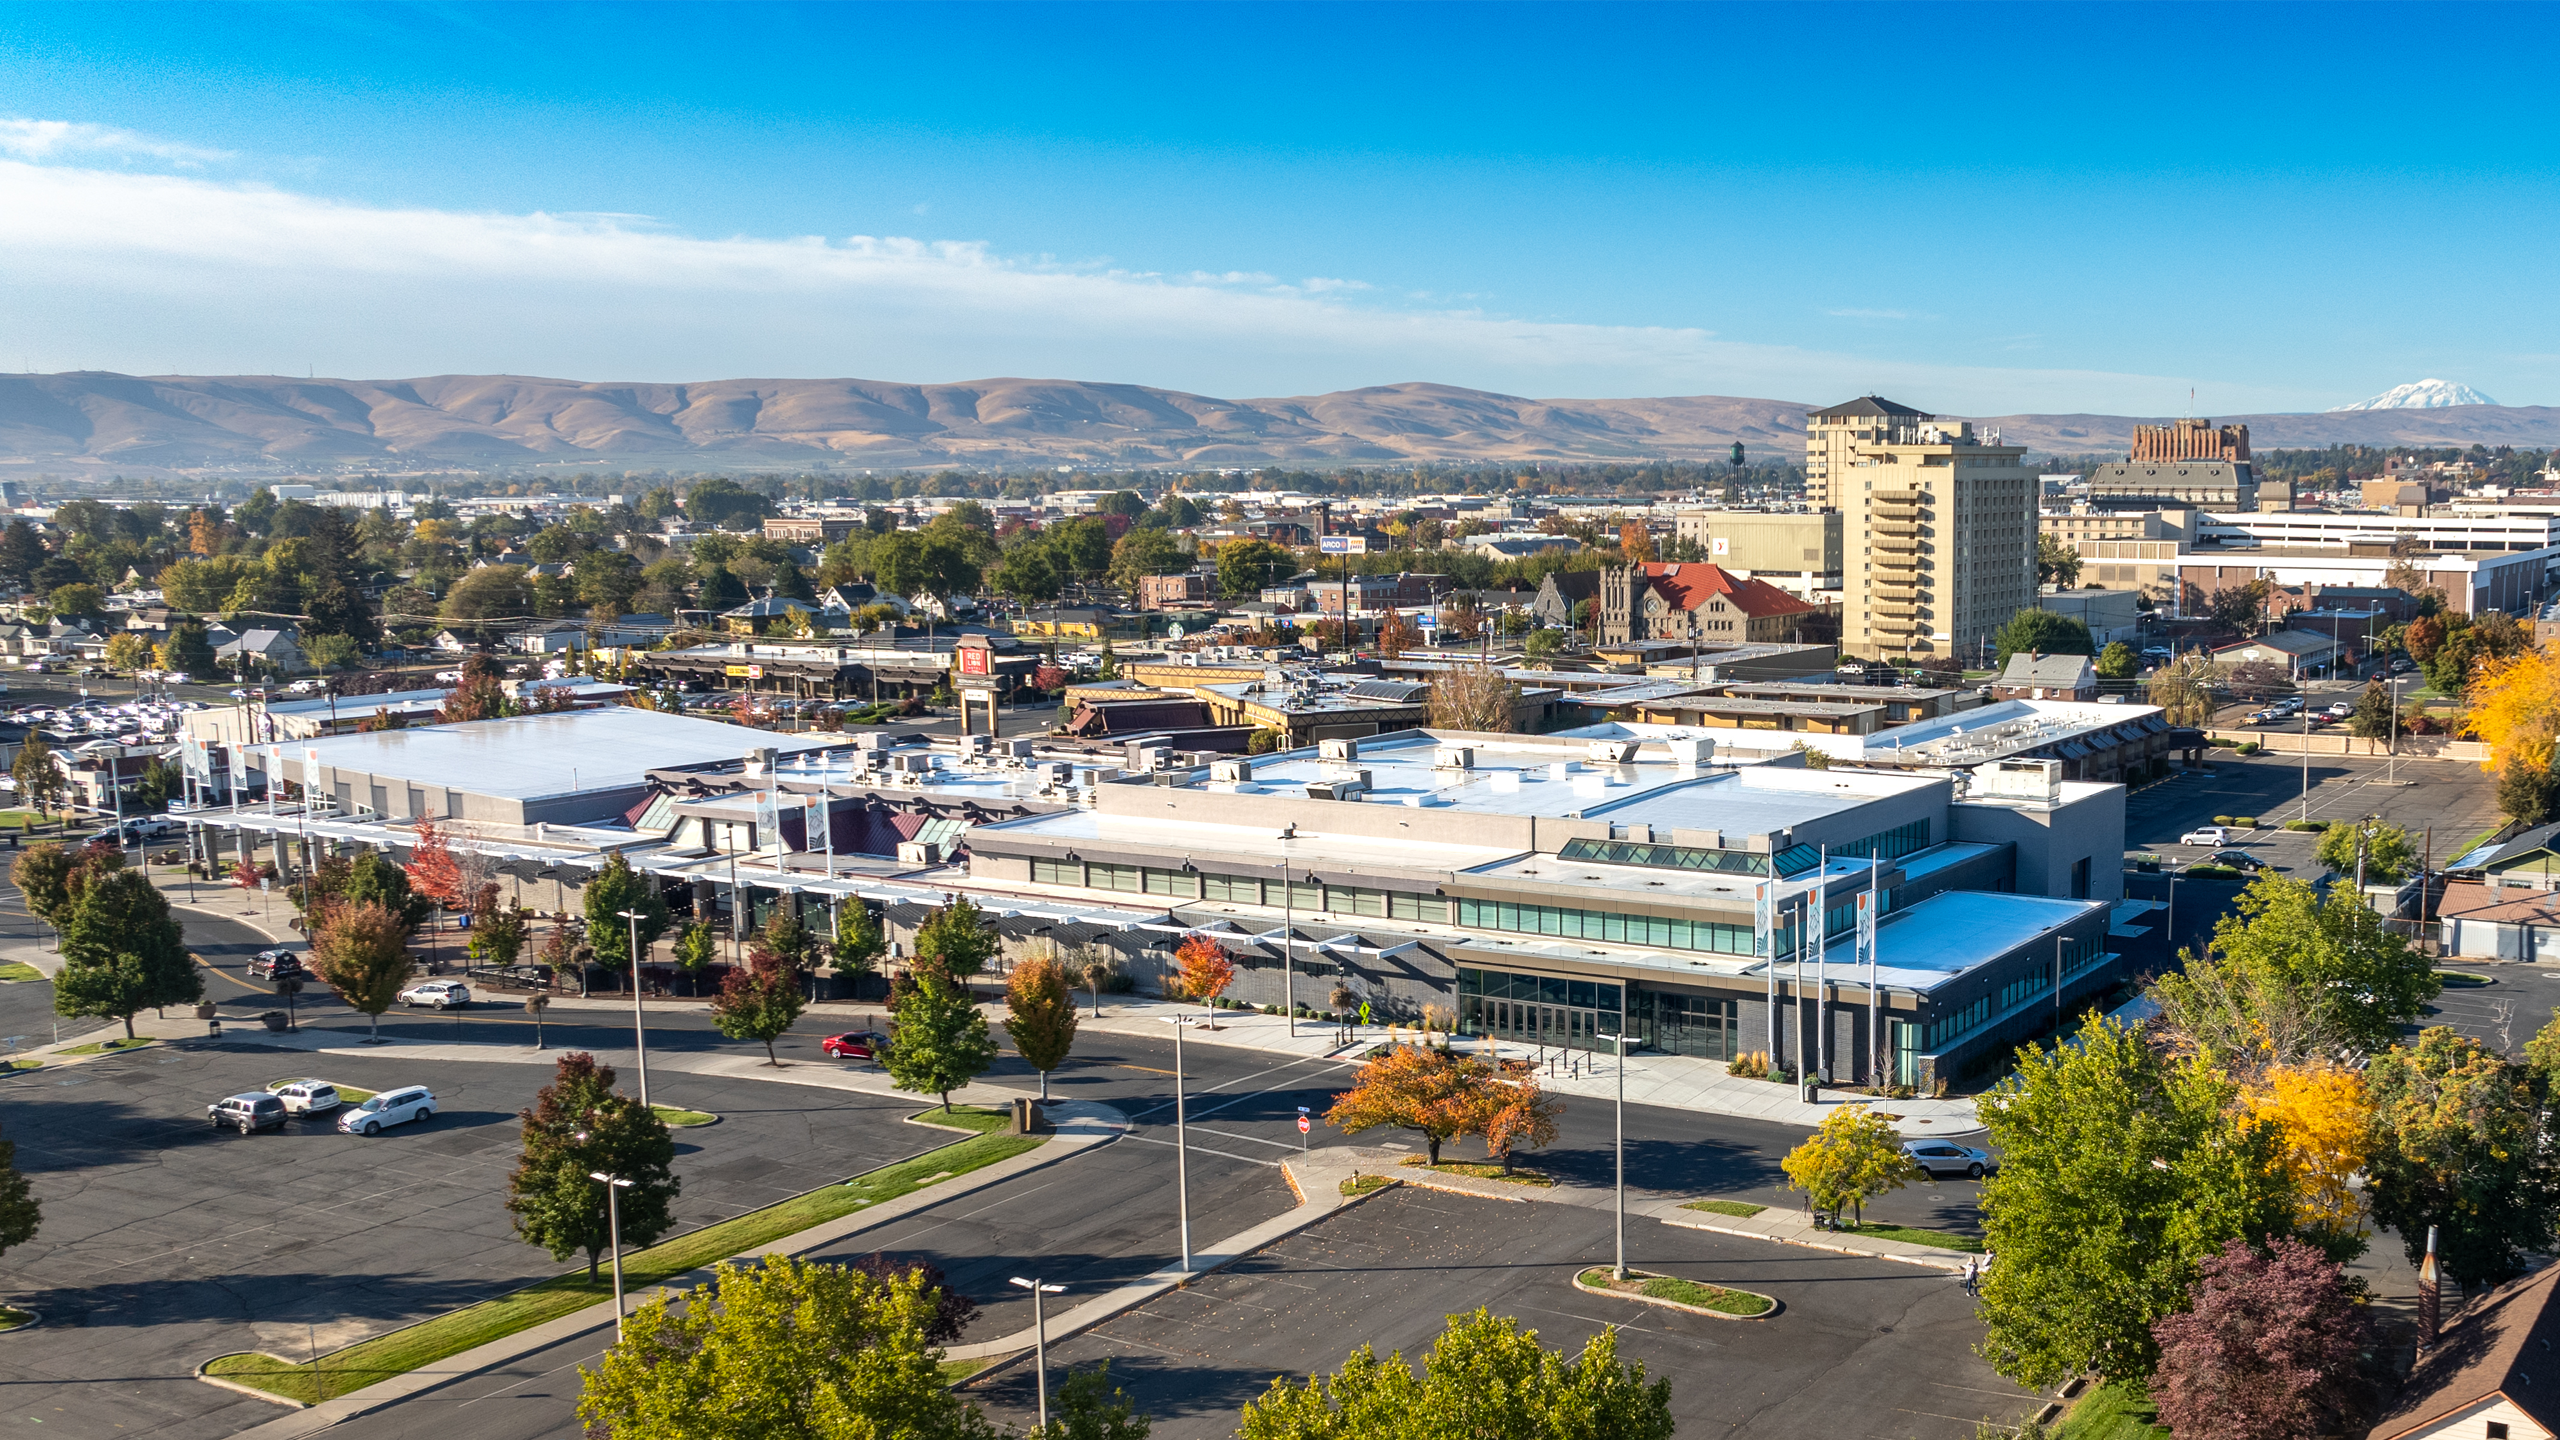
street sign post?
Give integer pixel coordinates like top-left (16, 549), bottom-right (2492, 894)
top-left (1296, 1106), bottom-right (1311, 1151)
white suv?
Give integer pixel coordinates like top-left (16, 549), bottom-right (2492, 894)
top-left (2181, 826), bottom-right (2229, 847)
top-left (338, 1085), bottom-right (435, 1136)
top-left (268, 1079), bottom-right (342, 1116)
top-left (399, 980), bottom-right (471, 1010)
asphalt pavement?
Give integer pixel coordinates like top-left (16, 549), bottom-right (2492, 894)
top-left (960, 1185), bottom-right (2038, 1440)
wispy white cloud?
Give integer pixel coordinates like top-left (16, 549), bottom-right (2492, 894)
top-left (0, 153), bottom-right (2314, 414)
top-left (0, 119), bottom-right (233, 166)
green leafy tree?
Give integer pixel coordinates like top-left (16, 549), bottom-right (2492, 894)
top-left (1106, 527), bottom-right (1186, 591)
top-left (583, 850), bottom-right (670, 974)
top-left (1033, 1362), bottom-right (1152, 1440)
top-left (507, 1052), bottom-right (679, 1280)
top-left (470, 899), bottom-right (533, 968)
top-left (0, 1125), bottom-right (38, 1259)
top-left (11, 843), bottom-right (73, 927)
top-left (54, 868), bottom-right (197, 1039)
top-left (1216, 540), bottom-right (1296, 602)
top-left (2202, 872), bottom-right (2436, 1056)
top-left (2348, 680), bottom-right (2398, 739)
top-left (755, 907), bottom-right (817, 973)
top-left (309, 897), bottom-right (414, 1042)
top-left (1235, 1307), bottom-right (1673, 1440)
top-left (47, 582), bottom-right (104, 625)
top-left (2314, 819), bottom-right (2417, 884)
top-left (1991, 608), bottom-right (2096, 666)
top-left (2094, 641), bottom-right (2138, 680)
top-left (991, 545), bottom-right (1062, 607)
top-left (912, 897), bottom-right (997, 981)
top-left (712, 951), bottom-right (806, 1067)
top-left (885, 966), bottom-right (998, 1111)
top-left (1975, 1016), bottom-right (2294, 1388)
top-left (574, 1253), bottom-right (998, 1440)
top-left (11, 733), bottom-right (65, 815)
top-left (2365, 1026), bottom-right (2560, 1288)
top-left (2036, 533), bottom-right (2083, 589)
top-left (1780, 1102), bottom-right (1922, 1224)
top-left (1003, 952), bottom-right (1080, 1101)
top-left (673, 920), bottom-right (719, 975)
top-left (830, 902), bottom-right (885, 979)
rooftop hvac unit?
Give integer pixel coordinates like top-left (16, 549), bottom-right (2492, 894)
top-left (1586, 739), bottom-right (1636, 765)
top-left (1003, 738), bottom-right (1035, 758)
top-left (1546, 761), bottom-right (1576, 781)
top-left (890, 752), bottom-right (934, 774)
top-left (1432, 745), bottom-right (1475, 770)
top-left (956, 733), bottom-right (989, 757)
top-left (1572, 774), bottom-right (1607, 798)
top-left (897, 840), bottom-right (938, 865)
top-left (1663, 736), bottom-right (1714, 768)
top-left (1136, 745), bottom-right (1171, 771)
top-left (854, 732), bottom-right (888, 751)
top-left (1319, 737), bottom-right (1361, 761)
top-left (1033, 762), bottom-right (1067, 789)
top-left (1976, 758), bottom-right (2064, 803)
top-left (1210, 758), bottom-right (1255, 784)
top-left (1306, 770), bottom-right (1370, 801)
top-left (1073, 768), bottom-right (1101, 790)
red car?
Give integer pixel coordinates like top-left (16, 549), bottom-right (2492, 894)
top-left (822, 1030), bottom-right (890, 1060)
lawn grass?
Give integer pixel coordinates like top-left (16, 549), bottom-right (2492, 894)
top-left (57, 1037), bottom-right (151, 1056)
top-left (0, 810), bottom-right (45, 829)
top-left (0, 1305), bottom-right (31, 1330)
top-left (1578, 1267), bottom-right (1773, 1317)
top-left (1400, 1157), bottom-right (1553, 1186)
top-left (0, 962), bottom-right (43, 983)
top-left (1340, 1174), bottom-right (1398, 1197)
top-left (1834, 1220), bottom-right (1985, 1253)
top-left (2057, 1378), bottom-right (2169, 1440)
top-left (2433, 970), bottom-right (2492, 988)
top-left (1, 1058), bottom-right (40, 1071)
top-left (1681, 1198), bottom-right (1766, 1218)
top-left (905, 1104), bottom-right (1011, 1135)
top-left (204, 1127), bottom-right (1045, 1404)
top-left (651, 1106), bottom-right (718, 1127)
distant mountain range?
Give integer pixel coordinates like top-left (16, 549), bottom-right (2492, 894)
top-left (4, 371), bottom-right (2557, 472)
top-left (2333, 379), bottom-right (2499, 411)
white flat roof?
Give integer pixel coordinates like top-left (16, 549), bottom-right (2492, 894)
top-left (280, 708), bottom-right (841, 802)
top-left (977, 808), bottom-right (1523, 875)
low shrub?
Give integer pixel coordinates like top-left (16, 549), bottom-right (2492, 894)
top-left (2212, 814), bottom-right (2234, 825)
top-left (2285, 819), bottom-right (2329, 832)
top-left (2184, 864), bottom-right (2243, 879)
top-left (1728, 1049), bottom-right (1769, 1079)
top-left (2232, 815), bottom-right (2258, 827)
top-left (2237, 742), bottom-right (2261, 755)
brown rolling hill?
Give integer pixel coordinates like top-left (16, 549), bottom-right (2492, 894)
top-left (1, 372), bottom-right (2553, 470)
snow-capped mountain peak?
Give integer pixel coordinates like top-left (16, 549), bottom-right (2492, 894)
top-left (2332, 379), bottom-right (2499, 411)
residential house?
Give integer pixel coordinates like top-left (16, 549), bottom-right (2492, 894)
top-left (2365, 1261), bottom-right (2560, 1440)
top-left (1993, 652), bottom-right (2099, 702)
top-left (19, 619), bottom-right (96, 660)
top-left (509, 620), bottom-right (593, 654)
top-left (1596, 562), bottom-right (1823, 646)
top-left (721, 596), bottom-right (849, 636)
top-left (594, 613), bottom-right (677, 646)
top-left (821, 584), bottom-right (906, 618)
top-left (2212, 629), bottom-right (2337, 680)
top-left (1136, 568), bottom-right (1218, 611)
top-left (214, 627), bottom-right (304, 674)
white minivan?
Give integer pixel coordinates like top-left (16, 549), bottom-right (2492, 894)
top-left (338, 1085), bottom-right (436, 1136)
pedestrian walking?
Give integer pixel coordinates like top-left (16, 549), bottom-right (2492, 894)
top-left (1961, 1258), bottom-right (1978, 1297)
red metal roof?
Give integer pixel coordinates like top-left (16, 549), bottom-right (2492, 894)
top-left (1637, 563), bottom-right (1819, 620)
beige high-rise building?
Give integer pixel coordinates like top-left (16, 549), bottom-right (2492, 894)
top-left (1807, 396), bottom-right (2036, 661)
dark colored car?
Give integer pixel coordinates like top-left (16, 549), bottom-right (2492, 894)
top-left (2209, 850), bottom-right (2267, 872)
top-left (247, 950), bottom-right (306, 980)
top-left (822, 1030), bottom-right (890, 1061)
top-left (208, 1093), bottom-right (288, 1134)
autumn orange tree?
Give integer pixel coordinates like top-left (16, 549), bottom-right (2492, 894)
top-left (1172, 934), bottom-right (1236, 1018)
top-left (2247, 1061), bottom-right (2374, 1258)
top-left (1471, 1065), bottom-right (1564, 1174)
top-left (1325, 1045), bottom-right (1490, 1165)
top-left (1376, 610), bottom-right (1421, 658)
top-left (405, 814), bottom-right (465, 910)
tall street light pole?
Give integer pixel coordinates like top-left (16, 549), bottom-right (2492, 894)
top-left (1605, 986), bottom-right (1628, 1281)
top-left (1009, 1276), bottom-right (1066, 1432)
top-left (1158, 1015), bottom-right (1191, 1272)
top-left (588, 1168), bottom-right (633, 1341)
top-left (619, 908), bottom-right (651, 1109)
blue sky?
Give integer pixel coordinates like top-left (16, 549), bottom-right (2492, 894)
top-left (1, 1), bottom-right (2551, 414)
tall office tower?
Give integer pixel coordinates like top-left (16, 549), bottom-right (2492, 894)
top-left (1806, 396), bottom-right (2036, 661)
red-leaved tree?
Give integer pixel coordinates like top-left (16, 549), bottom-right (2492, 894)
top-left (2149, 1236), bottom-right (2370, 1440)
top-left (406, 815), bottom-right (464, 910)
top-left (1172, 933), bottom-right (1236, 1020)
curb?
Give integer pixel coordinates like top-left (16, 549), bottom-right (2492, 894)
top-left (1658, 1214), bottom-right (1971, 1273)
top-left (1571, 1269), bottom-right (1781, 1322)
top-left (194, 1355), bottom-right (306, 1409)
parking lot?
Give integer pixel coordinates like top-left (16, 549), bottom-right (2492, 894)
top-left (2126, 751), bottom-right (2501, 875)
top-left (963, 1186), bottom-right (2037, 1440)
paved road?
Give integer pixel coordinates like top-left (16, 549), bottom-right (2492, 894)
top-left (963, 1186), bottom-right (2038, 1440)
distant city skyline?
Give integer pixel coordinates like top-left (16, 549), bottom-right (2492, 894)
top-left (0, 1), bottom-right (2549, 414)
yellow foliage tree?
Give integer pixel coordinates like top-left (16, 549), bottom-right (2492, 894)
top-left (2247, 1061), bottom-right (2374, 1255)
top-left (1779, 1102), bottom-right (1920, 1225)
top-left (2468, 641), bottom-right (2560, 776)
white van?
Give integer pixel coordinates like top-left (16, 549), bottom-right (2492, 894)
top-left (337, 1085), bottom-right (436, 1136)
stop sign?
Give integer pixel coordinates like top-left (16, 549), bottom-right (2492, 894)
top-left (1298, 1115), bottom-right (1312, 1134)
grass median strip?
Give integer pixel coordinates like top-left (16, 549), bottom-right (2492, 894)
top-left (1399, 1157), bottom-right (1554, 1186)
top-left (58, 1037), bottom-right (151, 1057)
top-left (650, 1105), bottom-right (718, 1127)
top-left (0, 962), bottom-right (43, 983)
top-left (1577, 1267), bottom-right (1774, 1317)
top-left (1680, 1198), bottom-right (1766, 1218)
top-left (1831, 1220), bottom-right (1984, 1253)
top-left (905, 1104), bottom-right (1011, 1135)
top-left (204, 1127), bottom-right (1045, 1404)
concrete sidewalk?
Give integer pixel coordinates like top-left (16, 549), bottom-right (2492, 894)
top-left (1075, 996), bottom-right (1984, 1137)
